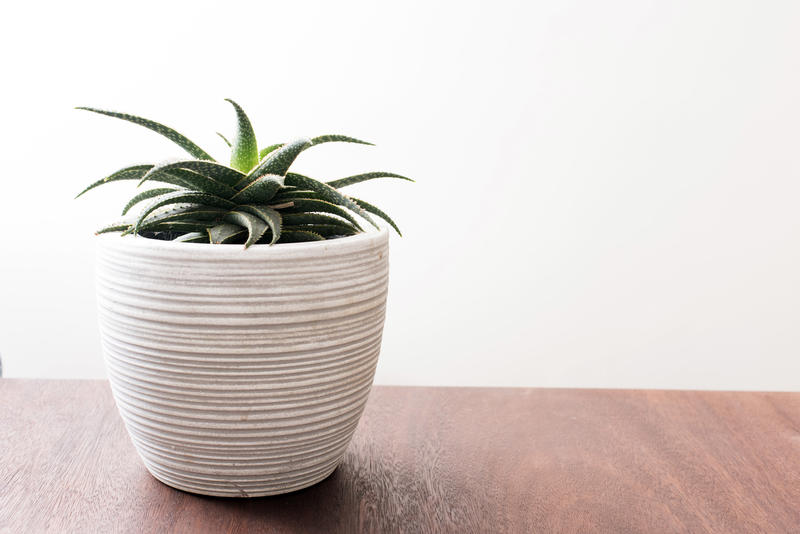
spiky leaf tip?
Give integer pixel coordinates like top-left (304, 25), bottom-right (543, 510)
top-left (326, 171), bottom-right (414, 189)
top-left (76, 107), bottom-right (214, 161)
top-left (243, 137), bottom-right (312, 186)
top-left (351, 196), bottom-right (402, 236)
top-left (311, 134), bottom-right (373, 146)
top-left (122, 187), bottom-right (178, 215)
top-left (224, 210), bottom-right (268, 249)
top-left (207, 223), bottom-right (246, 244)
top-left (224, 99), bottom-right (259, 173)
top-left (284, 173), bottom-right (378, 229)
top-left (96, 222), bottom-right (132, 235)
top-left (76, 164), bottom-right (153, 198)
top-left (239, 205), bottom-right (282, 245)
top-left (280, 197), bottom-right (364, 231)
top-left (258, 143), bottom-right (283, 160)
top-left (217, 132), bottom-right (231, 147)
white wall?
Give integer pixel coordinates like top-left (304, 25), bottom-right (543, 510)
top-left (1, 0), bottom-right (799, 390)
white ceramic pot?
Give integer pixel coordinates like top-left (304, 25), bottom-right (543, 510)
top-left (95, 229), bottom-right (389, 497)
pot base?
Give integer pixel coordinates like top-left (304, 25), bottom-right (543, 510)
top-left (144, 461), bottom-right (341, 498)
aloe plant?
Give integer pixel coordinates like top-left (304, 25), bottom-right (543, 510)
top-left (76, 99), bottom-right (411, 247)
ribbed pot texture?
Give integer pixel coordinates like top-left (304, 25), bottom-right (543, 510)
top-left (95, 229), bottom-right (389, 497)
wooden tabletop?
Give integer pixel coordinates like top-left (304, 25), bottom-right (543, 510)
top-left (1, 380), bottom-right (798, 533)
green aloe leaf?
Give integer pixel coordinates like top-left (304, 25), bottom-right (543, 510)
top-left (224, 210), bottom-right (268, 248)
top-left (78, 164), bottom-right (225, 196)
top-left (239, 205), bottom-right (282, 245)
top-left (279, 230), bottom-right (325, 243)
top-left (122, 187), bottom-right (178, 215)
top-left (272, 189), bottom-right (322, 201)
top-left (76, 164), bottom-right (153, 198)
top-left (96, 222), bottom-right (132, 235)
top-left (138, 221), bottom-right (212, 233)
top-left (282, 198), bottom-right (363, 230)
top-left (139, 160), bottom-right (245, 189)
top-left (160, 168), bottom-right (238, 198)
top-left (225, 99), bottom-right (259, 173)
top-left (284, 173), bottom-right (378, 229)
top-left (311, 134), bottom-right (373, 146)
top-left (139, 205), bottom-right (229, 225)
top-left (258, 143), bottom-right (283, 160)
top-left (282, 212), bottom-right (358, 232)
top-left (232, 174), bottom-right (284, 204)
top-left (326, 172), bottom-right (413, 189)
top-left (128, 206), bottom-right (227, 235)
top-left (76, 107), bottom-right (214, 161)
top-left (207, 223), bottom-right (246, 244)
top-left (217, 132), bottom-right (231, 147)
top-left (243, 137), bottom-right (312, 186)
top-left (284, 224), bottom-right (358, 237)
top-left (174, 232), bottom-right (209, 243)
top-left (134, 192), bottom-right (237, 233)
top-left (351, 196), bottom-right (402, 236)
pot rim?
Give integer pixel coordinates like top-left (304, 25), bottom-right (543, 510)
top-left (95, 227), bottom-right (389, 260)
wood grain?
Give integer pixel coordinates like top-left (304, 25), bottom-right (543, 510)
top-left (1, 380), bottom-right (798, 533)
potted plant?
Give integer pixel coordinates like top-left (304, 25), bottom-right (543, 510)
top-left (77, 100), bottom-right (411, 497)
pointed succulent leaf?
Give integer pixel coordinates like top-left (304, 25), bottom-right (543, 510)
top-left (231, 174), bottom-right (284, 204)
top-left (160, 168), bottom-right (240, 198)
top-left (207, 223), bottom-right (246, 244)
top-left (351, 196), bottom-right (402, 236)
top-left (225, 99), bottom-right (259, 173)
top-left (239, 205), bottom-right (282, 245)
top-left (284, 173), bottom-right (378, 229)
top-left (139, 159), bottom-right (245, 189)
top-left (76, 107), bottom-right (214, 161)
top-left (148, 205), bottom-right (229, 222)
top-left (282, 198), bottom-right (363, 230)
top-left (282, 212), bottom-right (358, 232)
top-left (134, 191), bottom-right (237, 233)
top-left (96, 222), bottom-right (132, 235)
top-left (174, 232), bottom-right (209, 243)
top-left (311, 134), bottom-right (373, 146)
top-left (272, 189), bottom-right (323, 201)
top-left (138, 221), bottom-right (212, 233)
top-left (326, 171), bottom-right (414, 189)
top-left (244, 137), bottom-right (312, 186)
top-left (258, 143), bottom-right (283, 160)
top-left (122, 187), bottom-right (178, 215)
top-left (77, 164), bottom-right (226, 196)
top-left (217, 132), bottom-right (231, 147)
top-left (278, 230), bottom-right (325, 243)
top-left (134, 206), bottom-right (227, 231)
top-left (76, 164), bottom-right (153, 198)
top-left (224, 210), bottom-right (268, 248)
top-left (284, 224), bottom-right (358, 237)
